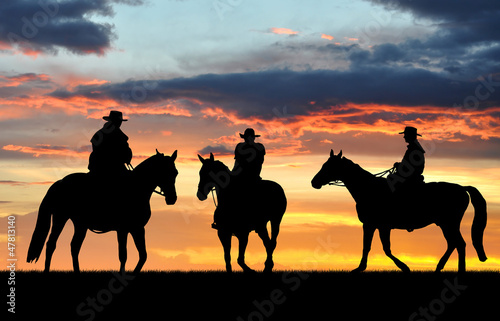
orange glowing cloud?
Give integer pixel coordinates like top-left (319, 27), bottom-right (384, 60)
top-left (287, 104), bottom-right (500, 140)
top-left (270, 27), bottom-right (299, 35)
top-left (2, 144), bottom-right (89, 158)
top-left (201, 102), bottom-right (500, 147)
top-left (161, 130), bottom-right (173, 136)
top-left (0, 73), bottom-right (50, 87)
top-left (321, 34), bottom-right (334, 41)
top-left (2, 42), bottom-right (43, 58)
top-left (0, 41), bottom-right (12, 50)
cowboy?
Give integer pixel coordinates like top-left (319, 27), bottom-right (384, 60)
top-left (388, 126), bottom-right (425, 193)
top-left (232, 128), bottom-right (266, 182)
top-left (88, 111), bottom-right (132, 176)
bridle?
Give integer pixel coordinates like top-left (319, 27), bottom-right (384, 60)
top-left (328, 167), bottom-right (395, 187)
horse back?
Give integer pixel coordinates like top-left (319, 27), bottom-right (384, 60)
top-left (48, 172), bottom-right (151, 231)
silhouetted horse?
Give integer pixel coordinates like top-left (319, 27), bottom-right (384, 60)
top-left (312, 150), bottom-right (487, 273)
top-left (27, 150), bottom-right (178, 274)
top-left (197, 153), bottom-right (287, 273)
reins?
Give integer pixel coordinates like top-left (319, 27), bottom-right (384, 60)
top-left (210, 188), bottom-right (218, 207)
top-left (126, 162), bottom-right (166, 197)
top-left (328, 167), bottom-right (395, 187)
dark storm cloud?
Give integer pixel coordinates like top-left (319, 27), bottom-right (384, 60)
top-left (368, 0), bottom-right (500, 22)
top-left (0, 0), bottom-right (145, 56)
top-left (197, 145), bottom-right (233, 157)
top-left (47, 67), bottom-right (500, 119)
top-left (362, 0), bottom-right (500, 76)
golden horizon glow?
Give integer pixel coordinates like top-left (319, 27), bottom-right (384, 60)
top-left (1, 150), bottom-right (499, 272)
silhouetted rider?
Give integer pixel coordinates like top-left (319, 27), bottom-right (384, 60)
top-left (388, 126), bottom-right (425, 193)
top-left (232, 128), bottom-right (265, 182)
top-left (88, 111), bottom-right (132, 176)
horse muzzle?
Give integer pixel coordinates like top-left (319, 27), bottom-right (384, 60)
top-left (311, 177), bottom-right (323, 189)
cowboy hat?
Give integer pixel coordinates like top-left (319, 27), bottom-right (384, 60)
top-left (399, 126), bottom-right (421, 136)
top-left (103, 110), bottom-right (128, 122)
top-left (239, 128), bottom-right (260, 138)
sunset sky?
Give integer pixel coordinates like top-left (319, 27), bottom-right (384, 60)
top-left (1, 0), bottom-right (499, 272)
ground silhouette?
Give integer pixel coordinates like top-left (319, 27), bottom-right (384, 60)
top-left (26, 150), bottom-right (178, 274)
top-left (311, 149), bottom-right (488, 273)
top-left (6, 271), bottom-right (499, 321)
top-left (197, 152), bottom-right (287, 273)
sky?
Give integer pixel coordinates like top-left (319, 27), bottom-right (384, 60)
top-left (0, 0), bottom-right (499, 272)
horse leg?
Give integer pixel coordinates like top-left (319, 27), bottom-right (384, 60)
top-left (236, 232), bottom-right (255, 273)
top-left (70, 225), bottom-right (87, 273)
top-left (131, 227), bottom-right (147, 274)
top-left (44, 216), bottom-right (67, 272)
top-left (117, 230), bottom-right (128, 274)
top-left (352, 224), bottom-right (376, 273)
top-left (456, 231), bottom-right (466, 273)
top-left (218, 230), bottom-right (232, 273)
top-left (379, 228), bottom-right (410, 272)
top-left (257, 226), bottom-right (275, 273)
top-left (436, 226), bottom-right (459, 272)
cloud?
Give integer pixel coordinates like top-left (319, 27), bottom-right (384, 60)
top-left (361, 0), bottom-right (500, 77)
top-left (0, 180), bottom-right (53, 186)
top-left (2, 144), bottom-right (90, 158)
top-left (34, 65), bottom-right (500, 150)
top-left (0, 0), bottom-right (145, 56)
top-left (270, 27), bottom-right (299, 35)
top-left (46, 68), bottom-right (500, 119)
top-left (321, 34), bottom-right (334, 41)
top-left (161, 130), bottom-right (173, 136)
top-left (0, 73), bottom-right (51, 87)
top-left (367, 0), bottom-right (500, 22)
top-left (197, 144), bottom-right (233, 157)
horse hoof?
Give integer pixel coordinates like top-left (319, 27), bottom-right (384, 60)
top-left (350, 267), bottom-right (365, 273)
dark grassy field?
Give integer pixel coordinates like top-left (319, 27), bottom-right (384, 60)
top-left (4, 270), bottom-right (499, 321)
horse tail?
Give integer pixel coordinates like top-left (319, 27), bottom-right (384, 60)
top-left (270, 183), bottom-right (287, 241)
top-left (27, 182), bottom-right (58, 263)
top-left (465, 186), bottom-right (487, 262)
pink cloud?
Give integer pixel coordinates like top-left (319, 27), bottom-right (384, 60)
top-left (2, 144), bottom-right (89, 158)
top-left (321, 34), bottom-right (334, 41)
top-left (270, 27), bottom-right (299, 35)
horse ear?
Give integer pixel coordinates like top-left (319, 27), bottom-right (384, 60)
top-left (338, 150), bottom-right (343, 158)
top-left (210, 152), bottom-right (214, 161)
top-left (171, 150), bottom-right (177, 161)
top-left (156, 148), bottom-right (160, 155)
top-left (198, 154), bottom-right (205, 164)
top-left (330, 149), bottom-right (334, 157)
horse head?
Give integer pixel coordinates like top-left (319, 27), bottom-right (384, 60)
top-left (147, 149), bottom-right (178, 205)
top-left (196, 152), bottom-right (230, 201)
top-left (311, 149), bottom-right (343, 189)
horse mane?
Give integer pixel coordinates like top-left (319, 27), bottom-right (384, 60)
top-left (342, 157), bottom-right (382, 182)
top-left (342, 157), bottom-right (369, 176)
top-left (211, 160), bottom-right (231, 175)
